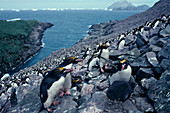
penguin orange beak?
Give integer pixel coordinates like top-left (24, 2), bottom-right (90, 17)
top-left (76, 59), bottom-right (83, 62)
top-left (122, 64), bottom-right (126, 70)
top-left (64, 68), bottom-right (73, 73)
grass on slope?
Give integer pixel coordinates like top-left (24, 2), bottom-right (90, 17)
top-left (0, 20), bottom-right (39, 73)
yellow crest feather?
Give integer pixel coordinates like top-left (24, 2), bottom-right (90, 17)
top-left (120, 59), bottom-right (127, 63)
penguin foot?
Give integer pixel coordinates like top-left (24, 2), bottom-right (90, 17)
top-left (53, 100), bottom-right (61, 106)
top-left (100, 68), bottom-right (104, 73)
top-left (47, 108), bottom-right (53, 112)
top-left (65, 90), bottom-right (71, 96)
top-left (59, 91), bottom-right (65, 97)
top-left (105, 66), bottom-right (109, 69)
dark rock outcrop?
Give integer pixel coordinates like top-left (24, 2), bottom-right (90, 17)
top-left (107, 81), bottom-right (133, 101)
top-left (148, 70), bottom-right (170, 113)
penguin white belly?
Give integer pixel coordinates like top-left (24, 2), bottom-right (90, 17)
top-left (64, 64), bottom-right (73, 70)
top-left (109, 65), bottom-right (132, 85)
top-left (44, 77), bottom-right (65, 108)
top-left (118, 65), bottom-right (132, 81)
top-left (110, 72), bottom-right (120, 85)
top-left (118, 40), bottom-right (125, 50)
top-left (88, 57), bottom-right (99, 71)
top-left (100, 49), bottom-right (109, 68)
top-left (153, 21), bottom-right (159, 29)
top-left (63, 73), bottom-right (72, 90)
top-left (119, 35), bottom-right (124, 40)
top-left (141, 28), bottom-right (144, 33)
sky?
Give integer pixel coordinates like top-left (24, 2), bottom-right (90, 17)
top-left (0, 0), bottom-right (160, 10)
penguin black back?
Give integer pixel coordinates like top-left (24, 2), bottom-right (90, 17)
top-left (117, 37), bottom-right (125, 50)
top-left (97, 44), bottom-right (108, 58)
top-left (40, 68), bottom-right (68, 103)
top-left (82, 48), bottom-right (89, 59)
top-left (59, 57), bottom-right (82, 68)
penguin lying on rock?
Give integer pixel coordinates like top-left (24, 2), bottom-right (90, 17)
top-left (39, 67), bottom-right (73, 112)
top-left (109, 59), bottom-right (132, 85)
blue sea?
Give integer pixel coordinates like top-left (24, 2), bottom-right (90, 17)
top-left (0, 10), bottom-right (143, 70)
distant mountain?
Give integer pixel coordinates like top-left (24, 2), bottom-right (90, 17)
top-left (107, 0), bottom-right (150, 10)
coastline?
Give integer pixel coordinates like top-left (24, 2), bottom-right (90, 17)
top-left (10, 0), bottom-right (170, 77)
top-left (1, 0), bottom-right (170, 112)
top-left (0, 22), bottom-right (53, 76)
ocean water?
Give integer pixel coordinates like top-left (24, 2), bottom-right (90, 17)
top-left (0, 10), bottom-right (143, 70)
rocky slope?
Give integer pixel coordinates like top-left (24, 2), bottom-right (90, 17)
top-left (0, 0), bottom-right (170, 113)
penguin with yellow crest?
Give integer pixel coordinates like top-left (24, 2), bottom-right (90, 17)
top-left (39, 67), bottom-right (73, 112)
top-left (98, 42), bottom-right (110, 72)
top-left (109, 59), bottom-right (132, 85)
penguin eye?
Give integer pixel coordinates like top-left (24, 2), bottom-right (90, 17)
top-left (41, 94), bottom-right (43, 98)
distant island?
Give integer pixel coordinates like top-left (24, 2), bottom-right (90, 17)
top-left (107, 0), bottom-right (150, 10)
top-left (0, 20), bottom-right (53, 77)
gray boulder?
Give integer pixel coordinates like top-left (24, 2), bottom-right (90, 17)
top-left (148, 70), bottom-right (170, 113)
top-left (135, 68), bottom-right (154, 83)
top-left (160, 59), bottom-right (170, 71)
top-left (149, 44), bottom-right (161, 53)
top-left (78, 92), bottom-right (109, 113)
top-left (159, 24), bottom-right (170, 37)
top-left (80, 83), bottom-right (94, 96)
top-left (157, 44), bottom-right (170, 62)
top-left (149, 35), bottom-right (159, 45)
top-left (136, 33), bottom-right (148, 48)
top-left (133, 97), bottom-right (154, 112)
top-left (146, 52), bottom-right (159, 67)
top-left (140, 77), bottom-right (157, 89)
top-left (53, 96), bottom-right (78, 113)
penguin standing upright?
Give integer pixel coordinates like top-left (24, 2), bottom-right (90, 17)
top-left (39, 67), bottom-right (73, 112)
top-left (99, 42), bottom-right (110, 72)
top-left (109, 59), bottom-right (132, 85)
top-left (117, 37), bottom-right (125, 50)
top-left (152, 18), bottom-right (161, 29)
top-left (87, 50), bottom-right (100, 71)
top-left (58, 57), bottom-right (83, 97)
top-left (82, 48), bottom-right (90, 59)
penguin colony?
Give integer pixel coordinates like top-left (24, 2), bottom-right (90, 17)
top-left (0, 14), bottom-right (169, 112)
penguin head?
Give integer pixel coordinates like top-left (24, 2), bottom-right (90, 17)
top-left (55, 67), bottom-right (73, 74)
top-left (101, 42), bottom-right (110, 49)
top-left (161, 14), bottom-right (166, 18)
top-left (118, 59), bottom-right (129, 71)
top-left (105, 41), bottom-right (111, 47)
top-left (93, 49), bottom-right (100, 56)
top-left (72, 76), bottom-right (83, 83)
top-left (64, 57), bottom-right (83, 64)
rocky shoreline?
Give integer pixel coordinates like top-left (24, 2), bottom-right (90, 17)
top-left (1, 22), bottom-right (53, 76)
top-left (0, 0), bottom-right (170, 113)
